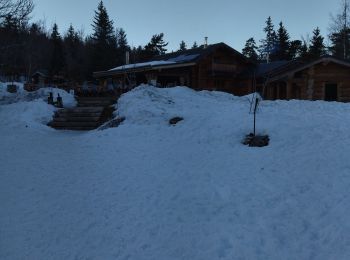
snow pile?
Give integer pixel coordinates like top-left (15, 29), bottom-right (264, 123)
top-left (2, 85), bottom-right (350, 259)
top-left (0, 99), bottom-right (56, 130)
top-left (0, 82), bottom-right (76, 107)
top-left (0, 81), bottom-right (25, 97)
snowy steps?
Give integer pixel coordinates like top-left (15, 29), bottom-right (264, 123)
top-left (49, 96), bottom-right (117, 131)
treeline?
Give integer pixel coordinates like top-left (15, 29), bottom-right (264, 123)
top-left (0, 1), bottom-right (172, 82)
top-left (1, 0), bottom-right (350, 81)
top-left (242, 0), bottom-right (350, 62)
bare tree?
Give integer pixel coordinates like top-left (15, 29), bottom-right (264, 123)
top-left (329, 0), bottom-right (350, 58)
top-left (0, 0), bottom-right (34, 23)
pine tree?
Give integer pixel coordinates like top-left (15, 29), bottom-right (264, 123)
top-left (329, 27), bottom-right (350, 59)
top-left (116, 28), bottom-right (128, 49)
top-left (116, 28), bottom-right (129, 64)
top-left (309, 27), bottom-right (326, 59)
top-left (91, 1), bottom-right (115, 44)
top-left (299, 39), bottom-right (310, 60)
top-left (64, 24), bottom-right (85, 80)
top-left (191, 41), bottom-right (198, 49)
top-left (288, 40), bottom-right (303, 59)
top-left (259, 16), bottom-right (278, 62)
top-left (49, 23), bottom-right (65, 76)
top-left (275, 22), bottom-right (290, 60)
top-left (242, 37), bottom-right (258, 62)
top-left (89, 0), bottom-right (117, 72)
top-left (179, 40), bottom-right (187, 51)
top-left (144, 33), bottom-right (168, 56)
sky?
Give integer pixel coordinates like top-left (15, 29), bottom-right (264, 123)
top-left (32, 0), bottom-right (341, 52)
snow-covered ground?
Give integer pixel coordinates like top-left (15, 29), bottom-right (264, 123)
top-left (1, 85), bottom-right (350, 259)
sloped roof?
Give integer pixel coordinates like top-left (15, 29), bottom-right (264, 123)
top-left (94, 42), bottom-right (248, 78)
top-left (268, 55), bottom-right (350, 81)
top-left (152, 42), bottom-right (247, 63)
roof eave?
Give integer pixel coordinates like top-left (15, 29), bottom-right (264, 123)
top-left (93, 62), bottom-right (196, 78)
top-left (268, 57), bottom-right (350, 82)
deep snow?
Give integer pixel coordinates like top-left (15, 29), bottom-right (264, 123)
top-left (1, 85), bottom-right (350, 260)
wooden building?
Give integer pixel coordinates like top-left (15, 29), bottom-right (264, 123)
top-left (257, 56), bottom-right (350, 102)
top-left (93, 43), bottom-right (253, 96)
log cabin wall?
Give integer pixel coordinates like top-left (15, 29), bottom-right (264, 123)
top-left (264, 62), bottom-right (350, 102)
top-left (193, 46), bottom-right (251, 95)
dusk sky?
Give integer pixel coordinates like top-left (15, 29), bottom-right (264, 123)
top-left (32, 0), bottom-right (340, 52)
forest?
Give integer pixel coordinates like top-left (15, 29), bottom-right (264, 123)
top-left (0, 0), bottom-right (349, 83)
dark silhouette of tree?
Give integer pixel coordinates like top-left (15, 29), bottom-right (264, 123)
top-left (288, 40), bottom-right (303, 60)
top-left (191, 41), bottom-right (198, 49)
top-left (242, 37), bottom-right (258, 62)
top-left (88, 0), bottom-right (117, 73)
top-left (64, 24), bottom-right (86, 80)
top-left (259, 16), bottom-right (278, 62)
top-left (49, 23), bottom-right (65, 76)
top-left (179, 40), bottom-right (187, 51)
top-left (0, 0), bottom-right (34, 26)
top-left (116, 27), bottom-right (129, 64)
top-left (309, 27), bottom-right (327, 59)
top-left (275, 22), bottom-right (290, 60)
top-left (329, 0), bottom-right (350, 59)
top-left (144, 33), bottom-right (168, 55)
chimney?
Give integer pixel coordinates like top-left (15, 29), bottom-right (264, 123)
top-left (204, 37), bottom-right (208, 48)
top-left (125, 51), bottom-right (130, 65)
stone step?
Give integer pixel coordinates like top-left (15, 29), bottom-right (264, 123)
top-left (78, 101), bottom-right (113, 107)
top-left (49, 121), bottom-right (100, 128)
top-left (55, 112), bottom-right (102, 118)
top-left (56, 107), bottom-right (105, 113)
top-left (51, 125), bottom-right (98, 131)
top-left (52, 116), bottom-right (101, 122)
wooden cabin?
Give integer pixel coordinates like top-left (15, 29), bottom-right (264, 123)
top-left (257, 56), bottom-right (350, 102)
top-left (93, 43), bottom-right (253, 96)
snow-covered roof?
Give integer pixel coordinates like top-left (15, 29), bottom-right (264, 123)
top-left (109, 60), bottom-right (176, 72)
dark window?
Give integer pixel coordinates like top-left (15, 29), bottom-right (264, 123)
top-left (324, 83), bottom-right (338, 101)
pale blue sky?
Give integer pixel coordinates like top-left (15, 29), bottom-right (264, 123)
top-left (32, 0), bottom-right (340, 52)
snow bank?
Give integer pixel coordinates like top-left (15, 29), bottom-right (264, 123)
top-left (2, 85), bottom-right (350, 259)
top-left (0, 82), bottom-right (76, 107)
top-left (0, 99), bottom-right (56, 130)
top-left (0, 82), bottom-right (76, 130)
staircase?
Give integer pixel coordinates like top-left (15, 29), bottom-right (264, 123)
top-left (48, 96), bottom-right (117, 131)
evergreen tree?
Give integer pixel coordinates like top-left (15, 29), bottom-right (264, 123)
top-left (329, 27), bottom-right (350, 58)
top-left (288, 40), bottom-right (303, 59)
top-left (49, 23), bottom-right (65, 76)
top-left (89, 0), bottom-right (117, 72)
top-left (259, 16), bottom-right (278, 62)
top-left (91, 1), bottom-right (114, 44)
top-left (144, 33), bottom-right (168, 56)
top-left (242, 37), bottom-right (258, 62)
top-left (191, 41), bottom-right (198, 49)
top-left (179, 40), bottom-right (187, 51)
top-left (309, 27), bottom-right (326, 59)
top-left (275, 22), bottom-right (290, 60)
top-left (116, 28), bottom-right (128, 49)
top-left (116, 27), bottom-right (129, 64)
top-left (64, 24), bottom-right (85, 80)
top-left (299, 39), bottom-right (310, 60)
